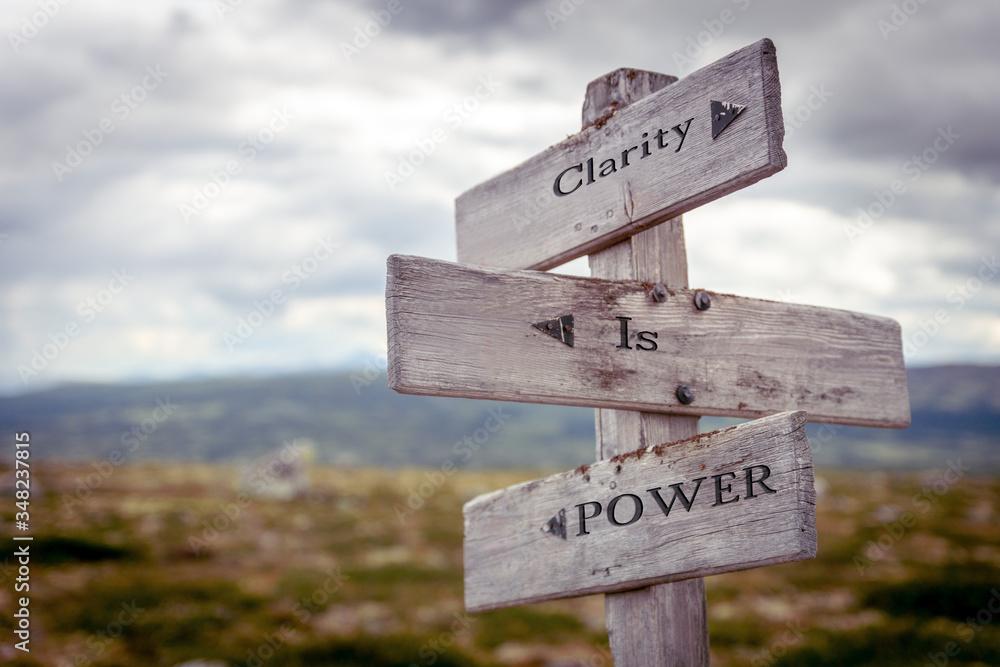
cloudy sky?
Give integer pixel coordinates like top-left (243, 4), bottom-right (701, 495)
top-left (1, 0), bottom-right (998, 396)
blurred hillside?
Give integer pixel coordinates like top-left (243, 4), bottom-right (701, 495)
top-left (0, 365), bottom-right (997, 470)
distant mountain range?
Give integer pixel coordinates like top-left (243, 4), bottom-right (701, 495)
top-left (1, 365), bottom-right (997, 470)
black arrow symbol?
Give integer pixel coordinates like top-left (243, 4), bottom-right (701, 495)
top-left (711, 99), bottom-right (746, 139)
top-left (532, 314), bottom-right (574, 347)
top-left (542, 508), bottom-right (567, 540)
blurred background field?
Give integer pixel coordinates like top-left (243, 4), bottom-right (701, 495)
top-left (1, 458), bottom-right (998, 667)
top-left (0, 365), bottom-right (998, 665)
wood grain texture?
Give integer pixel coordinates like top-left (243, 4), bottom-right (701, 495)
top-left (595, 407), bottom-right (699, 462)
top-left (591, 221), bottom-right (708, 667)
top-left (590, 220), bottom-right (696, 460)
top-left (462, 411), bottom-right (817, 612)
top-left (581, 69), bottom-right (678, 129)
top-left (605, 580), bottom-right (710, 667)
top-left (386, 254), bottom-right (911, 428)
top-left (455, 38), bottom-right (786, 271)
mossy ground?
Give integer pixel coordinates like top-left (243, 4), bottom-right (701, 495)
top-left (1, 462), bottom-right (998, 666)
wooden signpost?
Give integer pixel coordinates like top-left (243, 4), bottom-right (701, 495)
top-left (455, 38), bottom-right (785, 271)
top-left (464, 411), bottom-right (816, 612)
top-left (386, 37), bottom-right (909, 665)
top-left (387, 254), bottom-right (909, 428)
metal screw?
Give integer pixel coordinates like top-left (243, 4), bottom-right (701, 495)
top-left (563, 324), bottom-right (571, 331)
top-left (694, 291), bottom-right (711, 311)
top-left (546, 322), bottom-right (554, 330)
top-left (676, 385), bottom-right (695, 405)
top-left (652, 284), bottom-right (668, 303)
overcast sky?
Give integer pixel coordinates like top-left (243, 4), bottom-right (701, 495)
top-left (1, 0), bottom-right (998, 396)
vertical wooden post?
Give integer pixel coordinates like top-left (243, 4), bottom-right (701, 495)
top-left (584, 69), bottom-right (710, 666)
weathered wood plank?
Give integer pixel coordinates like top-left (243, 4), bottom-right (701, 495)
top-left (455, 38), bottom-right (786, 271)
top-left (590, 219), bottom-right (695, 460)
top-left (386, 254), bottom-right (911, 428)
top-left (591, 217), bottom-right (708, 666)
top-left (605, 580), bottom-right (709, 667)
top-left (463, 411), bottom-right (816, 612)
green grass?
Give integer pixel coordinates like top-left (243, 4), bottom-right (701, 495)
top-left (772, 623), bottom-right (1000, 667)
top-left (860, 564), bottom-right (1000, 621)
top-left (474, 607), bottom-right (590, 649)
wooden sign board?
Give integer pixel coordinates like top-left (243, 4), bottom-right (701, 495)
top-left (455, 38), bottom-right (786, 271)
top-left (463, 411), bottom-right (816, 612)
top-left (386, 254), bottom-right (910, 428)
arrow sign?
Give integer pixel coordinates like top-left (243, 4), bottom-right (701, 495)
top-left (532, 314), bottom-right (574, 347)
top-left (463, 411), bottom-right (816, 612)
top-left (710, 100), bottom-right (746, 139)
top-left (386, 254), bottom-right (910, 428)
top-left (455, 38), bottom-right (786, 271)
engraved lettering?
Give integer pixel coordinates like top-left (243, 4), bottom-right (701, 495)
top-left (576, 501), bottom-right (602, 536)
top-left (647, 477), bottom-right (706, 517)
top-left (607, 494), bottom-right (643, 526)
top-left (550, 116), bottom-right (697, 196)
top-left (615, 316), bottom-right (632, 350)
top-left (744, 464), bottom-right (777, 498)
top-left (712, 472), bottom-right (740, 506)
top-left (553, 164), bottom-right (584, 196)
top-left (636, 330), bottom-right (658, 351)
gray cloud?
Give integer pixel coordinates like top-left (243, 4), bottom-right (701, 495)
top-left (0, 0), bottom-right (997, 395)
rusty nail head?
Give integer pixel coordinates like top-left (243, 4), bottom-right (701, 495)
top-left (652, 284), bottom-right (668, 303)
top-left (676, 385), bottom-right (695, 404)
top-left (694, 291), bottom-right (711, 311)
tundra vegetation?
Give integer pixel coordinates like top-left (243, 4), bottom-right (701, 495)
top-left (0, 461), bottom-right (997, 666)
